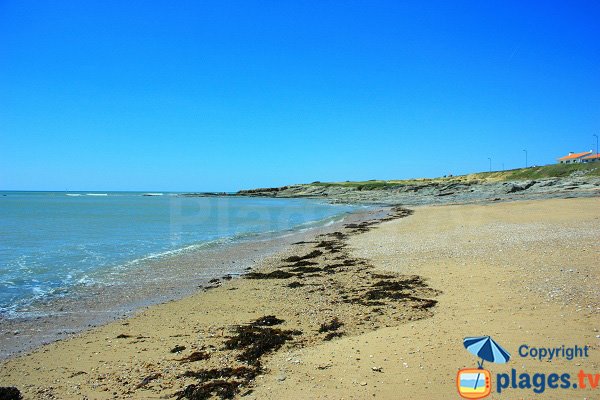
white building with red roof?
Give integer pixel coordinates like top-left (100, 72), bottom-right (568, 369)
top-left (582, 153), bottom-right (600, 163)
top-left (557, 151), bottom-right (593, 164)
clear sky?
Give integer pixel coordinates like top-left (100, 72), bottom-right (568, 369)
top-left (1, 1), bottom-right (599, 191)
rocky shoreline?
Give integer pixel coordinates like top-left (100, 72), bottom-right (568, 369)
top-left (233, 176), bottom-right (600, 205)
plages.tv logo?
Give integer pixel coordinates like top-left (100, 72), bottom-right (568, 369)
top-left (457, 336), bottom-right (511, 399)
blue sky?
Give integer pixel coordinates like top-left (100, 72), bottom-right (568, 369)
top-left (1, 1), bottom-right (599, 191)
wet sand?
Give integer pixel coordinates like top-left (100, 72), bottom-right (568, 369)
top-left (1, 197), bottom-right (598, 399)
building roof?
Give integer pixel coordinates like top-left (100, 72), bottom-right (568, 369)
top-left (557, 151), bottom-right (592, 161)
top-left (582, 153), bottom-right (600, 160)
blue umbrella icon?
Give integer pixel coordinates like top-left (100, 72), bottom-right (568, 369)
top-left (463, 336), bottom-right (510, 390)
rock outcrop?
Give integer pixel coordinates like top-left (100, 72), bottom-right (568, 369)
top-left (233, 177), bottom-right (600, 205)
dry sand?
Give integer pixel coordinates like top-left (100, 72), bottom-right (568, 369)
top-left (1, 197), bottom-right (598, 399)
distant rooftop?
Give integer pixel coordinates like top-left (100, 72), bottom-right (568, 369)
top-left (582, 153), bottom-right (600, 160)
top-left (557, 151), bottom-right (593, 161)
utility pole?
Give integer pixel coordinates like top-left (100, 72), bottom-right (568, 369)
top-left (523, 149), bottom-right (528, 168)
top-left (594, 134), bottom-right (599, 156)
top-left (488, 157), bottom-right (492, 173)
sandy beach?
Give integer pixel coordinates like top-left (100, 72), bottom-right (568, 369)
top-left (4, 2), bottom-right (599, 399)
top-left (1, 197), bottom-right (598, 399)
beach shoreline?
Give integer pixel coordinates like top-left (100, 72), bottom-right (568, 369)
top-left (0, 205), bottom-right (428, 398)
top-left (0, 205), bottom-right (382, 361)
top-left (0, 197), bottom-right (598, 399)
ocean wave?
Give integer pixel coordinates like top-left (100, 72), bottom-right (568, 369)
top-left (283, 210), bottom-right (354, 232)
top-left (119, 236), bottom-right (238, 266)
top-left (111, 212), bottom-right (352, 268)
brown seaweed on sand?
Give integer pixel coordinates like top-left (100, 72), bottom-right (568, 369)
top-left (290, 265), bottom-right (322, 273)
top-left (285, 260), bottom-right (318, 267)
top-left (179, 366), bottom-right (258, 382)
top-left (283, 250), bottom-right (323, 262)
top-left (176, 351), bottom-right (211, 363)
top-left (176, 380), bottom-right (240, 400)
top-left (250, 315), bottom-right (284, 326)
top-left (0, 387), bottom-right (22, 400)
top-left (115, 333), bottom-right (133, 339)
top-left (315, 239), bottom-right (345, 253)
top-left (323, 331), bottom-right (344, 341)
top-left (176, 367), bottom-right (259, 399)
top-left (176, 317), bottom-right (299, 400)
top-left (244, 270), bottom-right (295, 279)
top-left (319, 318), bottom-right (345, 341)
top-left (318, 317), bottom-right (343, 333)
top-left (362, 277), bottom-right (439, 309)
top-left (366, 277), bottom-right (428, 300)
top-left (323, 231), bottom-right (347, 239)
top-left (175, 208), bottom-right (435, 400)
top-left (224, 324), bottom-right (301, 364)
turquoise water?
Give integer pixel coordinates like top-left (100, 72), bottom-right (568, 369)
top-left (0, 192), bottom-right (355, 316)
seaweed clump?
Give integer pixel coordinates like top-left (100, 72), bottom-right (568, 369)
top-left (323, 331), bottom-right (344, 341)
top-left (115, 333), bottom-right (133, 339)
top-left (366, 277), bottom-right (425, 301)
top-left (176, 367), bottom-right (258, 400)
top-left (290, 265), bottom-right (322, 274)
top-left (176, 380), bottom-right (240, 400)
top-left (0, 387), bottom-right (22, 400)
top-left (176, 351), bottom-right (211, 363)
top-left (318, 317), bottom-right (343, 333)
top-left (251, 315), bottom-right (284, 326)
top-left (283, 250), bottom-right (323, 263)
top-left (287, 260), bottom-right (318, 267)
top-left (339, 275), bottom-right (439, 309)
top-left (224, 324), bottom-right (301, 364)
top-left (318, 317), bottom-right (344, 341)
top-left (245, 270), bottom-right (294, 279)
top-left (315, 240), bottom-right (345, 253)
top-left (176, 317), bottom-right (300, 400)
top-left (364, 277), bottom-right (438, 309)
top-left (325, 231), bottom-right (347, 240)
top-left (179, 366), bottom-right (258, 382)
top-left (344, 222), bottom-right (374, 232)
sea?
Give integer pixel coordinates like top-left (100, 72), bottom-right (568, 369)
top-left (0, 191), bottom-right (357, 321)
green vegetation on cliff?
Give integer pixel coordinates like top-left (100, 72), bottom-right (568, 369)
top-left (309, 162), bottom-right (599, 191)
